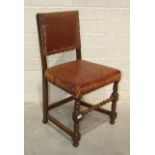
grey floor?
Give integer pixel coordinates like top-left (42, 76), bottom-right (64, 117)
top-left (25, 101), bottom-right (130, 155)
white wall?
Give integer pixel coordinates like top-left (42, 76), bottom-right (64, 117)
top-left (24, 0), bottom-right (130, 106)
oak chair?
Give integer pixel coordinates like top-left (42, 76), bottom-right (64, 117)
top-left (36, 11), bottom-right (121, 147)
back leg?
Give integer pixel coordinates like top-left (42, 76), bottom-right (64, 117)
top-left (42, 78), bottom-right (48, 124)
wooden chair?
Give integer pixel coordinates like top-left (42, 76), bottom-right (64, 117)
top-left (36, 11), bottom-right (121, 147)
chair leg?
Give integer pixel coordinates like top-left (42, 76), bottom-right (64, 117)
top-left (72, 98), bottom-right (81, 147)
top-left (110, 82), bottom-right (119, 124)
top-left (42, 78), bottom-right (48, 124)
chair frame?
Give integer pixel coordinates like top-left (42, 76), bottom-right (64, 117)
top-left (36, 13), bottom-right (119, 147)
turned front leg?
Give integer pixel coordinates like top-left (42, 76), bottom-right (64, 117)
top-left (72, 98), bottom-right (81, 147)
top-left (110, 82), bottom-right (119, 124)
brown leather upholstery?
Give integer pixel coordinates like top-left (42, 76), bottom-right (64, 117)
top-left (45, 60), bottom-right (121, 97)
top-left (37, 11), bottom-right (81, 55)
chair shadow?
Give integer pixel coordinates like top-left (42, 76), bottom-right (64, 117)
top-left (47, 102), bottom-right (109, 141)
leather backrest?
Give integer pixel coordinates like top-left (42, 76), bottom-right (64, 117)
top-left (37, 11), bottom-right (81, 56)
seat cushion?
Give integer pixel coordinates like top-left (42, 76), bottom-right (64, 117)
top-left (45, 60), bottom-right (121, 97)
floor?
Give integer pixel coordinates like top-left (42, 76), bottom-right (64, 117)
top-left (24, 101), bottom-right (130, 155)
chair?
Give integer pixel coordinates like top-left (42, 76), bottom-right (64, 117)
top-left (36, 11), bottom-right (121, 147)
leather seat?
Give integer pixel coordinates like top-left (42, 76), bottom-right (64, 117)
top-left (45, 60), bottom-right (121, 97)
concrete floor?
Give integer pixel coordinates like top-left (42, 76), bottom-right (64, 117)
top-left (24, 101), bottom-right (130, 155)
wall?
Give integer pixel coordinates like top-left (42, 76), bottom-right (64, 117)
top-left (24, 0), bottom-right (130, 107)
